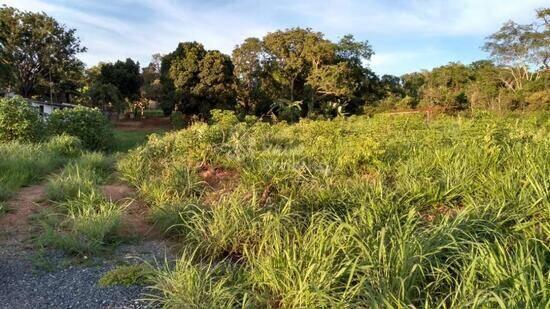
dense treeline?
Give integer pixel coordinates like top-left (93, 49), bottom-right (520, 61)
top-left (0, 5), bottom-right (548, 119)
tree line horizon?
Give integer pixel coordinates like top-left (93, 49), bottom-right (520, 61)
top-left (0, 6), bottom-right (548, 120)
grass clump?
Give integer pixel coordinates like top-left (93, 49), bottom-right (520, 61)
top-left (45, 152), bottom-right (113, 202)
top-left (38, 192), bottom-right (123, 255)
top-left (99, 264), bottom-right (154, 287)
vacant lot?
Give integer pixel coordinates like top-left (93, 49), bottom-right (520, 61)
top-left (117, 111), bottom-right (549, 307)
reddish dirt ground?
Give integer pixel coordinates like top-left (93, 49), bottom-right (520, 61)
top-left (101, 183), bottom-right (162, 239)
top-left (113, 117), bottom-right (172, 131)
top-left (0, 184), bottom-right (47, 243)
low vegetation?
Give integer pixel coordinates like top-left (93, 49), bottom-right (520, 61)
top-left (119, 110), bottom-right (549, 307)
top-left (99, 264), bottom-right (154, 287)
top-left (38, 151), bottom-right (123, 255)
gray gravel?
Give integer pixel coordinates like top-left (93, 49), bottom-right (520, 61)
top-left (0, 241), bottom-right (172, 309)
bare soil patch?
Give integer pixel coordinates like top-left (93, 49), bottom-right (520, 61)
top-left (0, 184), bottom-right (47, 243)
top-left (114, 117), bottom-right (171, 131)
top-left (101, 183), bottom-right (162, 240)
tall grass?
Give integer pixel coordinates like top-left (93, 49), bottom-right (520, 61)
top-left (118, 110), bottom-right (550, 307)
top-left (38, 151), bottom-right (123, 255)
top-left (0, 134), bottom-right (82, 202)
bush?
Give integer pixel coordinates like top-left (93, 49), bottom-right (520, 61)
top-left (0, 96), bottom-right (44, 142)
top-left (47, 106), bottom-right (113, 151)
top-left (170, 111), bottom-right (186, 129)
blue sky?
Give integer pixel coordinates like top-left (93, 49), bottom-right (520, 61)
top-left (3, 0), bottom-right (547, 75)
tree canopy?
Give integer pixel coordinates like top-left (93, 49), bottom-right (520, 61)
top-left (0, 6), bottom-right (86, 99)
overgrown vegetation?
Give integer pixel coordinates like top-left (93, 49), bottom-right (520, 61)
top-left (0, 96), bottom-right (44, 142)
top-left (119, 110), bottom-right (549, 307)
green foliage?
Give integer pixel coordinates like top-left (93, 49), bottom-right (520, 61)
top-left (170, 111), bottom-right (186, 129)
top-left (39, 192), bottom-right (122, 255)
top-left (47, 106), bottom-right (114, 150)
top-left (99, 58), bottom-right (142, 101)
top-left (160, 42), bottom-right (235, 115)
top-left (142, 109), bottom-right (164, 118)
top-left (0, 6), bottom-right (85, 99)
top-left (99, 264), bottom-right (154, 287)
top-left (119, 111), bottom-right (550, 307)
top-left (112, 129), bottom-right (164, 153)
top-left (0, 96), bottom-right (44, 142)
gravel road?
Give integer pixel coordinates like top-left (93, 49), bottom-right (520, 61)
top-left (0, 242), bottom-right (170, 309)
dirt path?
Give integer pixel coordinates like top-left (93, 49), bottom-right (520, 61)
top-left (101, 183), bottom-right (163, 240)
top-left (0, 184), bottom-right (47, 244)
top-left (0, 182), bottom-right (171, 308)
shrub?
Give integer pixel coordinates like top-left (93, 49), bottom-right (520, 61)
top-left (47, 106), bottom-right (114, 150)
top-left (170, 111), bottom-right (186, 129)
top-left (0, 96), bottom-right (44, 142)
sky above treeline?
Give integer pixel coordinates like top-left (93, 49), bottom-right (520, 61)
top-left (3, 0), bottom-right (547, 75)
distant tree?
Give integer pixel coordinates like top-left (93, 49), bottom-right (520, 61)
top-left (483, 7), bottom-right (549, 92)
top-left (379, 74), bottom-right (404, 97)
top-left (335, 34), bottom-right (374, 66)
top-left (87, 82), bottom-right (124, 113)
top-left (232, 37), bottom-right (269, 114)
top-left (0, 6), bottom-right (86, 98)
top-left (263, 28), bottom-right (327, 102)
top-left (99, 58), bottom-right (141, 101)
top-left (141, 54), bottom-right (162, 102)
top-left (420, 62), bottom-right (473, 112)
top-left (401, 72), bottom-right (425, 104)
top-left (195, 50), bottom-right (236, 111)
top-left (161, 42), bottom-right (206, 114)
top-left (307, 62), bottom-right (360, 116)
top-left (161, 42), bottom-right (235, 116)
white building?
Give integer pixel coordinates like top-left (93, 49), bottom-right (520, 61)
top-left (30, 101), bottom-right (76, 117)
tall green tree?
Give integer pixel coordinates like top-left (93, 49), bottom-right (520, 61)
top-left (420, 62), bottom-right (473, 112)
top-left (0, 6), bottom-right (86, 98)
top-left (195, 50), bottom-right (236, 110)
top-left (99, 58), bottom-right (142, 101)
top-left (262, 28), bottom-right (327, 102)
top-left (161, 42), bottom-right (235, 115)
top-left (232, 37), bottom-right (268, 114)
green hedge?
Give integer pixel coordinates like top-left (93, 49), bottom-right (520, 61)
top-left (47, 106), bottom-right (114, 151)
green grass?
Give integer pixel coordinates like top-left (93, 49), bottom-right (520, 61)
top-left (99, 264), bottom-right (154, 287)
top-left (45, 152), bottom-right (113, 202)
top-left (112, 129), bottom-right (166, 153)
top-left (116, 110), bottom-right (548, 307)
top-left (39, 151), bottom-right (123, 256)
